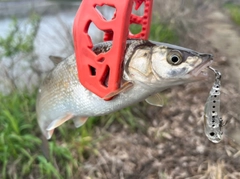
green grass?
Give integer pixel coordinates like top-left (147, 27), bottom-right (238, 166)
top-left (149, 23), bottom-right (178, 43)
top-left (129, 22), bottom-right (179, 44)
top-left (0, 91), bottom-right (148, 178)
top-left (0, 92), bottom-right (39, 178)
top-left (225, 3), bottom-right (240, 26)
top-left (0, 92), bottom-right (82, 178)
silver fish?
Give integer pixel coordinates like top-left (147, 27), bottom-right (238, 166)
top-left (36, 40), bottom-right (213, 139)
top-left (204, 66), bottom-right (223, 143)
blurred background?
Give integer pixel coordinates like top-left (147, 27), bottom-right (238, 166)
top-left (0, 0), bottom-right (240, 178)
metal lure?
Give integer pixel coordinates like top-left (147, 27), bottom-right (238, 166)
top-left (204, 66), bottom-right (223, 143)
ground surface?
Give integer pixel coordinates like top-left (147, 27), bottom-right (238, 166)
top-left (77, 1), bottom-right (240, 178)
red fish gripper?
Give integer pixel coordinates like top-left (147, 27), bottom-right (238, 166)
top-left (73, 0), bottom-right (153, 100)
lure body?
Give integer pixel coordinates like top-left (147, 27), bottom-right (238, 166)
top-left (204, 67), bottom-right (223, 143)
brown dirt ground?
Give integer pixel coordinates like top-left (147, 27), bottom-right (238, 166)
top-left (78, 1), bottom-right (240, 178)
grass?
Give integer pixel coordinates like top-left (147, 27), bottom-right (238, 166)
top-left (0, 91), bottom-right (96, 178)
top-left (129, 22), bottom-right (178, 44)
top-left (225, 3), bottom-right (240, 26)
top-left (0, 90), bottom-right (149, 178)
top-left (0, 92), bottom-right (40, 178)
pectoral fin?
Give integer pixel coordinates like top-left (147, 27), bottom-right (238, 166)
top-left (73, 117), bottom-right (88, 128)
top-left (145, 93), bottom-right (164, 107)
top-left (46, 114), bottom-right (73, 139)
top-left (103, 82), bottom-right (134, 100)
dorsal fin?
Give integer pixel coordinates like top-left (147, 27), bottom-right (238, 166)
top-left (49, 55), bottom-right (64, 65)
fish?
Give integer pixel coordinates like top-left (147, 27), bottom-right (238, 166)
top-left (36, 39), bottom-right (213, 139)
top-left (203, 66), bottom-right (223, 143)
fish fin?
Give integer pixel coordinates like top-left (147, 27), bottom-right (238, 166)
top-left (40, 135), bottom-right (50, 160)
top-left (49, 55), bottom-right (64, 65)
top-left (103, 82), bottom-right (134, 100)
top-left (46, 113), bottom-right (73, 133)
top-left (46, 130), bottom-right (54, 140)
top-left (73, 117), bottom-right (88, 128)
top-left (145, 93), bottom-right (164, 107)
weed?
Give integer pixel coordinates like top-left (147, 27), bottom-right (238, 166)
top-left (129, 22), bottom-right (178, 44)
top-left (225, 3), bottom-right (240, 26)
top-left (0, 91), bottom-right (99, 178)
top-left (0, 92), bottom-right (40, 178)
top-left (0, 13), bottom-right (41, 93)
top-left (149, 23), bottom-right (178, 43)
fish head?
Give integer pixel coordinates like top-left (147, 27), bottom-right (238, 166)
top-left (126, 41), bottom-right (213, 88)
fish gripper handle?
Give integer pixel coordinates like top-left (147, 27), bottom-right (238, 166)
top-left (73, 0), bottom-right (153, 100)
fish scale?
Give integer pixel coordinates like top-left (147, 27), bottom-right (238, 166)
top-left (36, 40), bottom-right (213, 139)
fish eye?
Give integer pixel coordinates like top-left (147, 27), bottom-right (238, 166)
top-left (167, 50), bottom-right (183, 65)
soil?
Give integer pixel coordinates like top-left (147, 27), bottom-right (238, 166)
top-left (79, 1), bottom-right (240, 178)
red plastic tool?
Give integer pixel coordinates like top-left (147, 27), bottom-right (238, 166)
top-left (73, 0), bottom-right (153, 100)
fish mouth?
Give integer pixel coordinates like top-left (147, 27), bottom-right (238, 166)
top-left (190, 54), bottom-right (213, 78)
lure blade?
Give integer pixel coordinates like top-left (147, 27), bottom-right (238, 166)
top-left (204, 66), bottom-right (223, 143)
